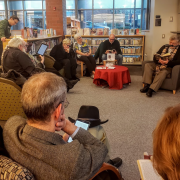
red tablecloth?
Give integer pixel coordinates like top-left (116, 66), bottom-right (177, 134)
top-left (93, 65), bottom-right (131, 89)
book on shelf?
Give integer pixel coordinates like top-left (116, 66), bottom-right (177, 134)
top-left (104, 28), bottom-right (109, 35)
top-left (123, 29), bottom-right (129, 35)
top-left (71, 28), bottom-right (77, 35)
top-left (118, 30), bottom-right (123, 35)
top-left (92, 46), bottom-right (98, 54)
top-left (137, 159), bottom-right (162, 180)
top-left (90, 28), bottom-right (97, 35)
top-left (78, 29), bottom-right (84, 36)
top-left (66, 28), bottom-right (71, 35)
top-left (135, 28), bottom-right (141, 35)
top-left (84, 28), bottom-right (90, 35)
top-left (111, 29), bottom-right (118, 35)
top-left (96, 28), bottom-right (104, 35)
top-left (130, 29), bottom-right (134, 35)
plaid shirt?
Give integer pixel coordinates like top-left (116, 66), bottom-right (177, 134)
top-left (0, 19), bottom-right (11, 41)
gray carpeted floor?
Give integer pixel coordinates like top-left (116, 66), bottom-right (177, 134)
top-left (1, 68), bottom-right (180, 180)
top-left (64, 75), bottom-right (180, 180)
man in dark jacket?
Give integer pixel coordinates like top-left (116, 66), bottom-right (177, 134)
top-left (140, 35), bottom-right (180, 97)
top-left (50, 38), bottom-right (78, 80)
top-left (2, 38), bottom-right (78, 91)
top-left (0, 15), bottom-right (19, 64)
top-left (102, 34), bottom-right (123, 65)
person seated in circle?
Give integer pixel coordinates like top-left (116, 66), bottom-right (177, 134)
top-left (50, 38), bottom-right (78, 80)
top-left (74, 33), bottom-right (96, 79)
top-left (153, 104), bottom-right (180, 180)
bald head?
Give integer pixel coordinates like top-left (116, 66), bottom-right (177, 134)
top-left (109, 34), bottom-right (115, 44)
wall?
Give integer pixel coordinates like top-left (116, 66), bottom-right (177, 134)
top-left (143, 0), bottom-right (178, 61)
top-left (46, 0), bottom-right (66, 35)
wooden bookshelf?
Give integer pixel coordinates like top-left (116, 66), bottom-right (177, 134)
top-left (65, 35), bottom-right (145, 65)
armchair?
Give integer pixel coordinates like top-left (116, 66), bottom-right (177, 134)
top-left (142, 61), bottom-right (180, 94)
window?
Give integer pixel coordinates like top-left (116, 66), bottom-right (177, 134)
top-left (10, 11), bottom-right (24, 30)
top-left (8, 1), bottom-right (23, 10)
top-left (66, 0), bottom-right (151, 30)
top-left (24, 1), bottom-right (42, 10)
top-left (0, 1), bottom-right (4, 10)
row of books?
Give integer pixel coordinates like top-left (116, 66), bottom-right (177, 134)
top-left (122, 56), bottom-right (141, 63)
top-left (21, 28), bottom-right (57, 39)
top-left (118, 38), bottom-right (142, 45)
top-left (66, 27), bottom-right (141, 36)
top-left (82, 39), bottom-right (106, 45)
top-left (121, 47), bottom-right (141, 54)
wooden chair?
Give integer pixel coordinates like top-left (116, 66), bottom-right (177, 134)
top-left (0, 77), bottom-right (26, 121)
top-left (90, 163), bottom-right (123, 180)
top-left (77, 60), bottom-right (86, 77)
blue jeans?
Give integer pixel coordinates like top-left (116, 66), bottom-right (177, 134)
top-left (102, 54), bottom-right (123, 65)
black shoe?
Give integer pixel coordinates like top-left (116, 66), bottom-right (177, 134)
top-left (67, 79), bottom-right (79, 90)
top-left (146, 88), bottom-right (153, 97)
top-left (140, 84), bottom-right (150, 93)
top-left (107, 157), bottom-right (122, 168)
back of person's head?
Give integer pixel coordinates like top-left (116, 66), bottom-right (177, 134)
top-left (10, 15), bottom-right (19, 21)
top-left (153, 104), bottom-right (180, 180)
top-left (169, 35), bottom-right (179, 42)
top-left (21, 72), bottom-right (67, 122)
top-left (8, 38), bottom-right (25, 49)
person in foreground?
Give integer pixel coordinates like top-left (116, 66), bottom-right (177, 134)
top-left (153, 104), bottom-right (180, 180)
top-left (0, 15), bottom-right (19, 64)
top-left (74, 33), bottom-right (96, 79)
top-left (140, 35), bottom-right (180, 97)
top-left (3, 72), bottom-right (109, 180)
top-left (102, 34), bottom-right (123, 65)
top-left (50, 38), bottom-right (79, 80)
top-left (1, 38), bottom-right (78, 91)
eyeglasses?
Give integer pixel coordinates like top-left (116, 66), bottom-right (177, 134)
top-left (78, 37), bottom-right (82, 40)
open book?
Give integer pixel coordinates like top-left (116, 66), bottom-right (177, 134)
top-left (154, 53), bottom-right (171, 60)
top-left (137, 159), bottom-right (163, 180)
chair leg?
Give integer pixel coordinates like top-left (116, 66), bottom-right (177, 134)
top-left (143, 83), bottom-right (144, 87)
top-left (81, 62), bottom-right (83, 77)
top-left (173, 90), bottom-right (176, 94)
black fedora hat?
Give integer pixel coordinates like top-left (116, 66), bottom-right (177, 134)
top-left (68, 105), bottom-right (108, 128)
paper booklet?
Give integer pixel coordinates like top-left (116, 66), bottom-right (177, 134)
top-left (137, 160), bottom-right (163, 180)
top-left (154, 53), bottom-right (171, 60)
top-left (107, 53), bottom-right (115, 60)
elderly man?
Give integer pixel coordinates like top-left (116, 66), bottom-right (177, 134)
top-left (0, 15), bottom-right (19, 64)
top-left (102, 34), bottom-right (123, 65)
top-left (140, 35), bottom-right (180, 97)
top-left (2, 38), bottom-right (78, 91)
top-left (3, 72), bottom-right (108, 180)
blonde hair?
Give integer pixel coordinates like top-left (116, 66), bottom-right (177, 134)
top-left (153, 104), bottom-right (180, 180)
top-left (63, 38), bottom-right (71, 45)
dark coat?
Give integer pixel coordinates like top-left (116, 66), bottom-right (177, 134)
top-left (153, 45), bottom-right (180, 68)
top-left (94, 42), bottom-right (105, 63)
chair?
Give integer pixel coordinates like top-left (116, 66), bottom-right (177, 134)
top-left (44, 54), bottom-right (65, 76)
top-left (90, 163), bottom-right (123, 180)
top-left (142, 61), bottom-right (180, 94)
top-left (0, 77), bottom-right (26, 121)
top-left (77, 60), bottom-right (86, 77)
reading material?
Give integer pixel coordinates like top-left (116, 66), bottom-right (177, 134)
top-left (155, 53), bottom-right (171, 60)
top-left (137, 160), bottom-right (162, 180)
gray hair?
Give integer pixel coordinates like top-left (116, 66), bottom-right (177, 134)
top-left (21, 72), bottom-right (67, 122)
top-left (74, 33), bottom-right (81, 41)
top-left (169, 35), bottom-right (179, 42)
top-left (7, 37), bottom-right (26, 48)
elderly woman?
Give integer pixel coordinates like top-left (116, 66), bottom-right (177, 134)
top-left (50, 38), bottom-right (78, 80)
top-left (153, 104), bottom-right (180, 180)
top-left (74, 33), bottom-right (96, 79)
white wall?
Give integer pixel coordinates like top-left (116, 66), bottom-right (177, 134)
top-left (143, 0), bottom-right (178, 61)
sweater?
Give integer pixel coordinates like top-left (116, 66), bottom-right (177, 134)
top-left (3, 116), bottom-right (108, 180)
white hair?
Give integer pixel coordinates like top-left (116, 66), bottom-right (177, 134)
top-left (74, 33), bottom-right (81, 41)
top-left (8, 37), bottom-right (26, 48)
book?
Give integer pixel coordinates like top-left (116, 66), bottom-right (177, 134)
top-left (84, 28), bottom-right (90, 35)
top-left (137, 159), bottom-right (162, 180)
top-left (78, 28), bottom-right (84, 36)
top-left (104, 28), bottom-right (109, 35)
top-left (96, 28), bottom-right (104, 35)
top-left (118, 30), bottom-right (123, 35)
top-left (154, 53), bottom-right (171, 60)
top-left (130, 29), bottom-right (134, 35)
top-left (90, 28), bottom-right (97, 35)
top-left (111, 29), bottom-right (118, 35)
top-left (107, 53), bottom-right (115, 60)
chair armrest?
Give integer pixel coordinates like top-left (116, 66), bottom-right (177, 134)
top-left (142, 61), bottom-right (154, 76)
top-left (89, 163), bottom-right (122, 180)
top-left (171, 65), bottom-right (180, 90)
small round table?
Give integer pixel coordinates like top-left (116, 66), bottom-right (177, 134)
top-left (93, 65), bottom-right (131, 90)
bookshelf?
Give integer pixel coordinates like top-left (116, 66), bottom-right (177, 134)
top-left (65, 35), bottom-right (145, 65)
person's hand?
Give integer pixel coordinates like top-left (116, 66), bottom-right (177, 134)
top-left (55, 113), bottom-right (66, 131)
top-left (105, 50), bottom-right (109, 54)
top-left (1, 37), bottom-right (6, 42)
top-left (163, 59), bottom-right (169, 64)
top-left (62, 119), bottom-right (77, 135)
top-left (39, 55), bottom-right (44, 64)
top-left (87, 52), bottom-right (91, 56)
top-left (114, 50), bottom-right (117, 54)
top-left (65, 48), bottom-right (70, 53)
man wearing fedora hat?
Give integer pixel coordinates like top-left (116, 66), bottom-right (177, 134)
top-left (69, 105), bottom-right (122, 168)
